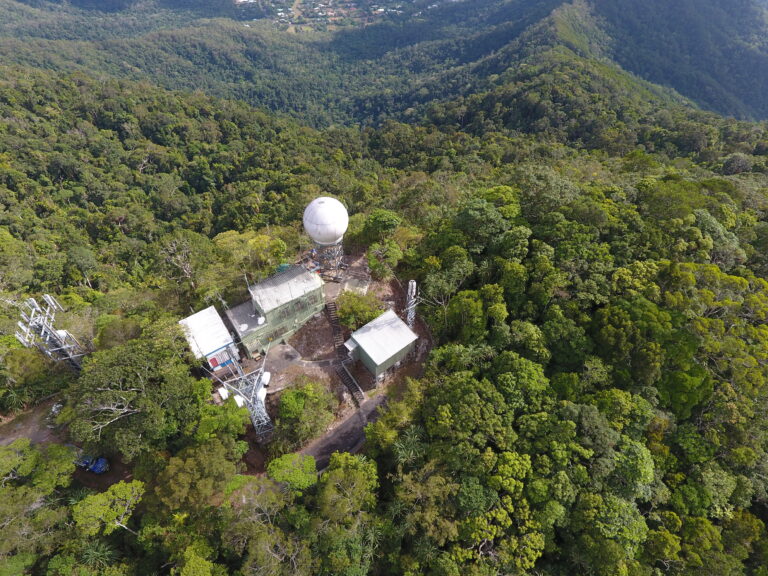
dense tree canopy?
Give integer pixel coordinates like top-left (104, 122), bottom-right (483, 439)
top-left (1, 17), bottom-right (768, 572)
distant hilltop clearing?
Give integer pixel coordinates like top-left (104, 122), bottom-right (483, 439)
top-left (2, 0), bottom-right (768, 122)
top-left (233, 0), bottom-right (409, 27)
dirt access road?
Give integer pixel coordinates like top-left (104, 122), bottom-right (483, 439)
top-left (0, 398), bottom-right (61, 446)
top-left (0, 392), bottom-right (387, 478)
top-left (300, 394), bottom-right (385, 470)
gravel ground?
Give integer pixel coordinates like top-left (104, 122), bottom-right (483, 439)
top-left (0, 398), bottom-right (62, 446)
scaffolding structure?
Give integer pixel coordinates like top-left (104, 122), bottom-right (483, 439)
top-left (316, 242), bottom-right (344, 274)
top-left (208, 349), bottom-right (273, 439)
top-left (15, 294), bottom-right (86, 370)
top-left (302, 241), bottom-right (345, 281)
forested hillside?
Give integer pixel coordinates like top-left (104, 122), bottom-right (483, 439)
top-left (3, 0), bottom-right (768, 125)
top-left (591, 0), bottom-right (768, 119)
top-left (0, 0), bottom-right (566, 125)
top-left (3, 53), bottom-right (768, 575)
top-left (4, 0), bottom-right (768, 574)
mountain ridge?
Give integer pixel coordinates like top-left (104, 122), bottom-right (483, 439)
top-left (591, 0), bottom-right (768, 119)
top-left (1, 0), bottom-right (767, 127)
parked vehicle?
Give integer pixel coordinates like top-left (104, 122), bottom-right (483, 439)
top-left (75, 454), bottom-right (110, 474)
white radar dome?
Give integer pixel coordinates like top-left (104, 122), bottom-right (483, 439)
top-left (303, 197), bottom-right (349, 245)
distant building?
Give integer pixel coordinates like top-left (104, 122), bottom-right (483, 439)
top-left (227, 265), bottom-right (325, 355)
top-left (344, 309), bottom-right (417, 378)
top-left (179, 306), bottom-right (237, 372)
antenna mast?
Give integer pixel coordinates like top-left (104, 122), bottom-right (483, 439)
top-left (206, 346), bottom-right (273, 439)
top-left (406, 280), bottom-right (418, 329)
top-left (15, 294), bottom-right (86, 370)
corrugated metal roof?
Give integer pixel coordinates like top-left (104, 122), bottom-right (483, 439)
top-left (226, 300), bottom-right (261, 340)
top-left (346, 309), bottom-right (417, 366)
top-left (179, 306), bottom-right (233, 358)
top-left (344, 339), bottom-right (359, 352)
top-left (249, 265), bottom-right (324, 314)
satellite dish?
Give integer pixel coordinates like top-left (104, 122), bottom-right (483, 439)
top-left (303, 197), bottom-right (349, 245)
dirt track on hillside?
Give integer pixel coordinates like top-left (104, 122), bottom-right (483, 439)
top-left (300, 394), bottom-right (385, 470)
top-left (0, 398), bottom-right (63, 446)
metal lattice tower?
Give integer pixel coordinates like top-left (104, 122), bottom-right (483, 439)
top-left (15, 294), bottom-right (86, 370)
top-left (406, 280), bottom-right (418, 329)
top-left (209, 348), bottom-right (273, 439)
top-left (314, 242), bottom-right (345, 276)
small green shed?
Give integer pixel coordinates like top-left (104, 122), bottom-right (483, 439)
top-left (344, 309), bottom-right (417, 378)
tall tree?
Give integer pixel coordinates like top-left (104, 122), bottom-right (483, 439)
top-left (66, 321), bottom-right (209, 460)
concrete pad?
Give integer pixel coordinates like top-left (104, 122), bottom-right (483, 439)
top-left (342, 276), bottom-right (370, 295)
top-left (264, 343), bottom-right (301, 374)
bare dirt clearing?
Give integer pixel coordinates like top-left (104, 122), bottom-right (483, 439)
top-left (0, 398), bottom-right (63, 446)
top-left (288, 312), bottom-right (336, 360)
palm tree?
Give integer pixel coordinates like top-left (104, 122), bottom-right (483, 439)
top-left (80, 540), bottom-right (117, 570)
top-left (66, 486), bottom-right (93, 506)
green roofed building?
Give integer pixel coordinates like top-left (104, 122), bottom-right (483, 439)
top-left (227, 265), bottom-right (325, 355)
top-left (344, 309), bottom-right (418, 378)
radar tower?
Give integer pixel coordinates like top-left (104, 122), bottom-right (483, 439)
top-left (303, 196), bottom-right (349, 278)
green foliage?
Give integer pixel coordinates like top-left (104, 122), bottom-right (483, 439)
top-left (0, 348), bottom-right (71, 413)
top-left (94, 314), bottom-right (142, 350)
top-left (220, 476), bottom-right (313, 575)
top-left (336, 291), bottom-right (384, 331)
top-left (595, 0), bottom-right (768, 119)
top-left (267, 454), bottom-right (317, 495)
top-left (317, 452), bottom-right (378, 523)
top-left (314, 453), bottom-right (379, 576)
top-left (271, 380), bottom-right (335, 456)
top-left (154, 439), bottom-right (237, 515)
top-left (72, 480), bottom-right (145, 536)
top-left (1, 12), bottom-right (768, 574)
top-left (66, 321), bottom-right (210, 460)
top-left (454, 198), bottom-right (511, 254)
top-left (173, 546), bottom-right (217, 576)
top-left (0, 440), bottom-right (76, 569)
top-left (361, 209), bottom-right (402, 244)
top-left (194, 401), bottom-right (249, 442)
top-left (367, 239), bottom-right (403, 280)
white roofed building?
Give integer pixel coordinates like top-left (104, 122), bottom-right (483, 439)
top-left (179, 306), bottom-right (237, 372)
top-left (344, 309), bottom-right (417, 378)
top-left (249, 265), bottom-right (324, 316)
top-left (227, 265), bottom-right (325, 355)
